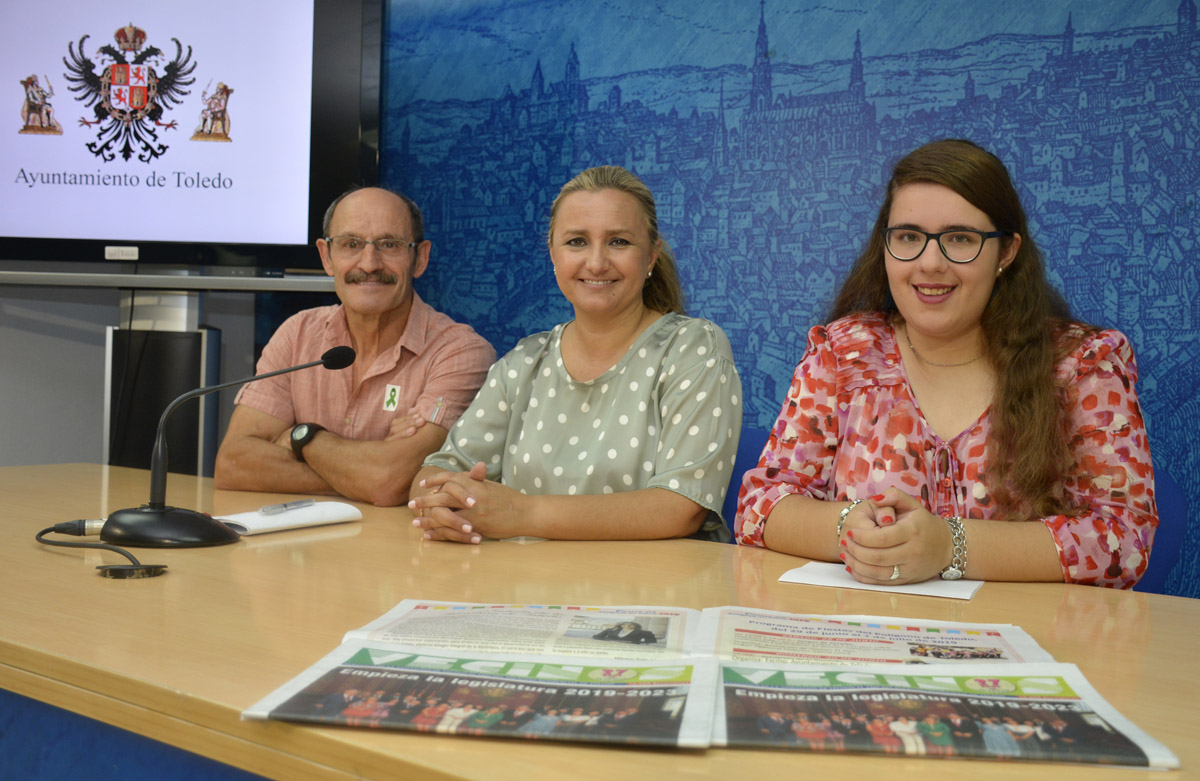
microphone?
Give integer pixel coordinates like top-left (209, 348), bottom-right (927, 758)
top-left (101, 346), bottom-right (356, 547)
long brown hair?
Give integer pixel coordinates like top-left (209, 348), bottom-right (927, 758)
top-left (547, 165), bottom-right (686, 314)
top-left (831, 139), bottom-right (1091, 520)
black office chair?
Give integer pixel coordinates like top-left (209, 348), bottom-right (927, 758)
top-left (721, 427), bottom-right (770, 541)
top-left (1133, 469), bottom-right (1186, 595)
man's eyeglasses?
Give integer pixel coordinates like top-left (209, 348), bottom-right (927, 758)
top-left (324, 235), bottom-right (417, 259)
top-left (885, 228), bottom-right (1007, 264)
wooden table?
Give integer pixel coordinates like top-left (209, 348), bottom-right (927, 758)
top-left (0, 464), bottom-right (1191, 779)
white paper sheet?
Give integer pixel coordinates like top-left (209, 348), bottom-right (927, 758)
top-left (778, 561), bottom-right (984, 599)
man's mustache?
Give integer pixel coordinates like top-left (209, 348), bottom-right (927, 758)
top-left (344, 270), bottom-right (399, 285)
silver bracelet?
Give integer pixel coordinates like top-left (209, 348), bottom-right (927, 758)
top-left (940, 516), bottom-right (967, 580)
top-left (837, 499), bottom-right (863, 541)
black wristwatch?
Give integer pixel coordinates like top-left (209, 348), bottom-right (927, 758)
top-left (290, 423), bottom-right (325, 463)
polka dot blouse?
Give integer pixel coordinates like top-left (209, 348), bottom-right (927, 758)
top-left (424, 313), bottom-right (744, 531)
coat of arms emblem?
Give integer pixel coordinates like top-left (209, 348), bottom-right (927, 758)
top-left (63, 22), bottom-right (197, 162)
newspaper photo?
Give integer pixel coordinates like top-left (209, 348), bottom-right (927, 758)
top-left (713, 661), bottom-right (1179, 768)
top-left (346, 599), bottom-right (702, 659)
top-left (697, 607), bottom-right (1053, 665)
top-left (245, 600), bottom-right (1177, 765)
top-left (244, 641), bottom-right (717, 748)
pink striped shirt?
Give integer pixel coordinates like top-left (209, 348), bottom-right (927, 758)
top-left (235, 293), bottom-right (495, 439)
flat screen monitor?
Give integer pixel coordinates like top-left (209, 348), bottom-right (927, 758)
top-left (1, 0), bottom-right (379, 271)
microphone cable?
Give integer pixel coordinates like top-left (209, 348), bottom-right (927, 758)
top-left (36, 521), bottom-right (167, 579)
top-left (109, 288), bottom-right (150, 462)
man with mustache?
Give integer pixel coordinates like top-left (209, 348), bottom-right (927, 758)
top-left (215, 187), bottom-right (495, 505)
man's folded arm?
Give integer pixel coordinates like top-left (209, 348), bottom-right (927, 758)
top-left (299, 421), bottom-right (448, 506)
top-left (214, 403), bottom-right (450, 506)
top-left (214, 405), bottom-right (336, 495)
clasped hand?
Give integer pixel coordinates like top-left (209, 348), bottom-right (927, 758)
top-left (408, 462), bottom-right (527, 544)
top-left (838, 488), bottom-right (954, 584)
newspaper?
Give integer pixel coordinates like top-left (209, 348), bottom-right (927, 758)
top-left (243, 641), bottom-right (717, 748)
top-left (347, 600), bottom-right (1050, 665)
top-left (346, 599), bottom-right (700, 659)
top-left (713, 661), bottom-right (1179, 768)
top-left (243, 601), bottom-right (1177, 764)
top-left (696, 607), bottom-right (1053, 665)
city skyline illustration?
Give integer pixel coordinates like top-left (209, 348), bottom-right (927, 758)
top-left (381, 0), bottom-right (1199, 594)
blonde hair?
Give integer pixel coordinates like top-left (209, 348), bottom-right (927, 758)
top-left (547, 165), bottom-right (685, 314)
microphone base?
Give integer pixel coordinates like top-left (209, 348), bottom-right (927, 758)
top-left (102, 505), bottom-right (241, 548)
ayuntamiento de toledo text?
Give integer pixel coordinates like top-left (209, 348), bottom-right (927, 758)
top-left (14, 168), bottom-right (233, 190)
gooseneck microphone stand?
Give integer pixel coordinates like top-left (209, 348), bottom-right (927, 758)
top-left (101, 346), bottom-right (355, 547)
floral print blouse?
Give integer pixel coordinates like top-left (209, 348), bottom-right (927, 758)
top-left (735, 312), bottom-right (1158, 589)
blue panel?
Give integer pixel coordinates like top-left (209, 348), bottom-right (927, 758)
top-left (380, 0), bottom-right (1200, 598)
top-left (0, 688), bottom-right (266, 781)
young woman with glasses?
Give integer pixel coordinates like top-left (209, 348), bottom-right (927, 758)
top-left (735, 139), bottom-right (1156, 588)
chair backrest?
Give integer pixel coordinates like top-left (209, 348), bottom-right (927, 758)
top-left (721, 427), bottom-right (770, 541)
top-left (1134, 469), bottom-right (1186, 594)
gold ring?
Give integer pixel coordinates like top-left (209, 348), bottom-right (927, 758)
top-left (889, 564), bottom-right (901, 581)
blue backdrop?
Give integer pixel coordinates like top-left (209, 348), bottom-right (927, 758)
top-left (380, 0), bottom-right (1199, 597)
